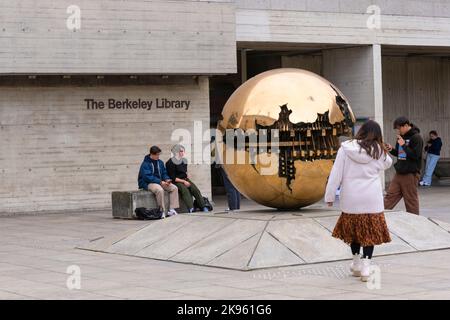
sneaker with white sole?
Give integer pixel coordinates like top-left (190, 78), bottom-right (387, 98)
top-left (167, 209), bottom-right (178, 217)
top-left (349, 254), bottom-right (362, 277)
top-left (360, 258), bottom-right (372, 282)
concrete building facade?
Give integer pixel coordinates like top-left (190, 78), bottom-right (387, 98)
top-left (1, 0), bottom-right (450, 213)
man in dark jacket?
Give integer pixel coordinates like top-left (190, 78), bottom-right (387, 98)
top-left (420, 130), bottom-right (443, 186)
top-left (138, 146), bottom-right (179, 216)
top-left (384, 116), bottom-right (423, 215)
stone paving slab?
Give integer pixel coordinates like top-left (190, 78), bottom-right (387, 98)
top-left (206, 233), bottom-right (261, 270)
top-left (248, 231), bottom-right (305, 269)
top-left (78, 210), bottom-right (450, 271)
top-left (265, 218), bottom-right (350, 263)
top-left (106, 215), bottom-right (192, 255)
top-left (429, 218), bottom-right (450, 233)
top-left (82, 223), bottom-right (151, 252)
top-left (173, 219), bottom-right (267, 265)
top-left (385, 211), bottom-right (450, 250)
top-left (3, 200), bottom-right (450, 299)
top-left (134, 217), bottom-right (235, 260)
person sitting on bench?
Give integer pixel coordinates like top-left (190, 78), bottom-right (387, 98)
top-left (138, 145), bottom-right (179, 217)
top-left (166, 144), bottom-right (209, 213)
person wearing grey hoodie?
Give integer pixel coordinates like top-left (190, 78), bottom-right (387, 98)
top-left (325, 120), bottom-right (392, 282)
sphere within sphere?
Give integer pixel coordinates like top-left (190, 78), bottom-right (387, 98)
top-left (218, 68), bottom-right (355, 209)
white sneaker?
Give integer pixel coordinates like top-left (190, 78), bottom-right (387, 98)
top-left (419, 180), bottom-right (425, 186)
top-left (167, 209), bottom-right (178, 217)
top-left (360, 258), bottom-right (371, 282)
top-left (349, 254), bottom-right (362, 277)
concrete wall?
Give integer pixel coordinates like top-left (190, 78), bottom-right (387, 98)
top-left (0, 0), bottom-right (236, 74)
top-left (236, 0), bottom-right (450, 46)
top-left (322, 45), bottom-right (383, 124)
top-left (0, 77), bottom-right (212, 213)
top-left (237, 0), bottom-right (450, 17)
top-left (383, 56), bottom-right (450, 181)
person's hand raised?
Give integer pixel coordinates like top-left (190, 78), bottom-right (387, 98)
top-left (384, 143), bottom-right (393, 151)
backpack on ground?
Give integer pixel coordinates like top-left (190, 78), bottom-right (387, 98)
top-left (194, 197), bottom-right (213, 211)
top-left (134, 207), bottom-right (164, 220)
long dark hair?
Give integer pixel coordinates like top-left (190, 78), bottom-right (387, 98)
top-left (354, 120), bottom-right (385, 160)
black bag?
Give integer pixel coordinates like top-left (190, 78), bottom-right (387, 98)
top-left (134, 207), bottom-right (163, 220)
top-left (194, 197), bottom-right (213, 211)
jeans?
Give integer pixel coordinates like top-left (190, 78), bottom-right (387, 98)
top-left (422, 153), bottom-right (440, 185)
top-left (220, 168), bottom-right (240, 210)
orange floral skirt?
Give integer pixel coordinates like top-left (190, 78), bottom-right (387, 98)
top-left (332, 212), bottom-right (391, 247)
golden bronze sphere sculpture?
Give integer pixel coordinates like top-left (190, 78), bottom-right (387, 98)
top-left (217, 68), bottom-right (355, 209)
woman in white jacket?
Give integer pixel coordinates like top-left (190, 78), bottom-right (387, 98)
top-left (325, 120), bottom-right (393, 282)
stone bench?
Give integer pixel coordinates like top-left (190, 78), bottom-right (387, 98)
top-left (112, 190), bottom-right (188, 219)
top-left (433, 158), bottom-right (450, 179)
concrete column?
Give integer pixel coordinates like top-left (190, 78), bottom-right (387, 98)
top-left (323, 45), bottom-right (385, 187)
top-left (372, 44), bottom-right (384, 128)
top-left (323, 45), bottom-right (383, 128)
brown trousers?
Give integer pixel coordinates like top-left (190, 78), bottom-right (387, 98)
top-left (384, 173), bottom-right (420, 215)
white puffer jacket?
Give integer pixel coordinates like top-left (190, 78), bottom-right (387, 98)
top-left (324, 139), bottom-right (393, 214)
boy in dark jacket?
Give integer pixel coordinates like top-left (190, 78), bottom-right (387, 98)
top-left (384, 117), bottom-right (423, 215)
top-left (138, 146), bottom-right (179, 216)
top-left (420, 130), bottom-right (443, 186)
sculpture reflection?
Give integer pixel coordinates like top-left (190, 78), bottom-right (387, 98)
top-left (217, 68), bottom-right (355, 209)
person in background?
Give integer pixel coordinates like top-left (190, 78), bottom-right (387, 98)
top-left (138, 145), bottom-right (179, 217)
top-left (220, 167), bottom-right (240, 213)
top-left (211, 133), bottom-right (241, 213)
top-left (420, 130), bottom-right (443, 187)
top-left (325, 120), bottom-right (392, 282)
top-left (384, 116), bottom-right (423, 215)
top-left (166, 144), bottom-right (209, 213)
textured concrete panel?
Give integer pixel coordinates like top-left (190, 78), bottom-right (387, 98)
top-left (248, 232), bottom-right (305, 269)
top-left (429, 218), bottom-right (450, 233)
top-left (135, 217), bottom-right (236, 260)
top-left (82, 223), bottom-right (152, 252)
top-left (266, 219), bottom-right (350, 263)
top-left (207, 233), bottom-right (261, 270)
top-left (385, 212), bottom-right (450, 250)
top-left (0, 80), bottom-right (212, 213)
top-left (1, 0), bottom-right (236, 74)
top-left (79, 210), bottom-right (450, 270)
top-left (172, 219), bottom-right (267, 264)
top-left (108, 215), bottom-right (193, 255)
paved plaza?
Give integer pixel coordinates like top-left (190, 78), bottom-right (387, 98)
top-left (1, 186), bottom-right (450, 300)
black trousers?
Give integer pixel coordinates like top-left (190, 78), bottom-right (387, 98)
top-left (351, 242), bottom-right (374, 259)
